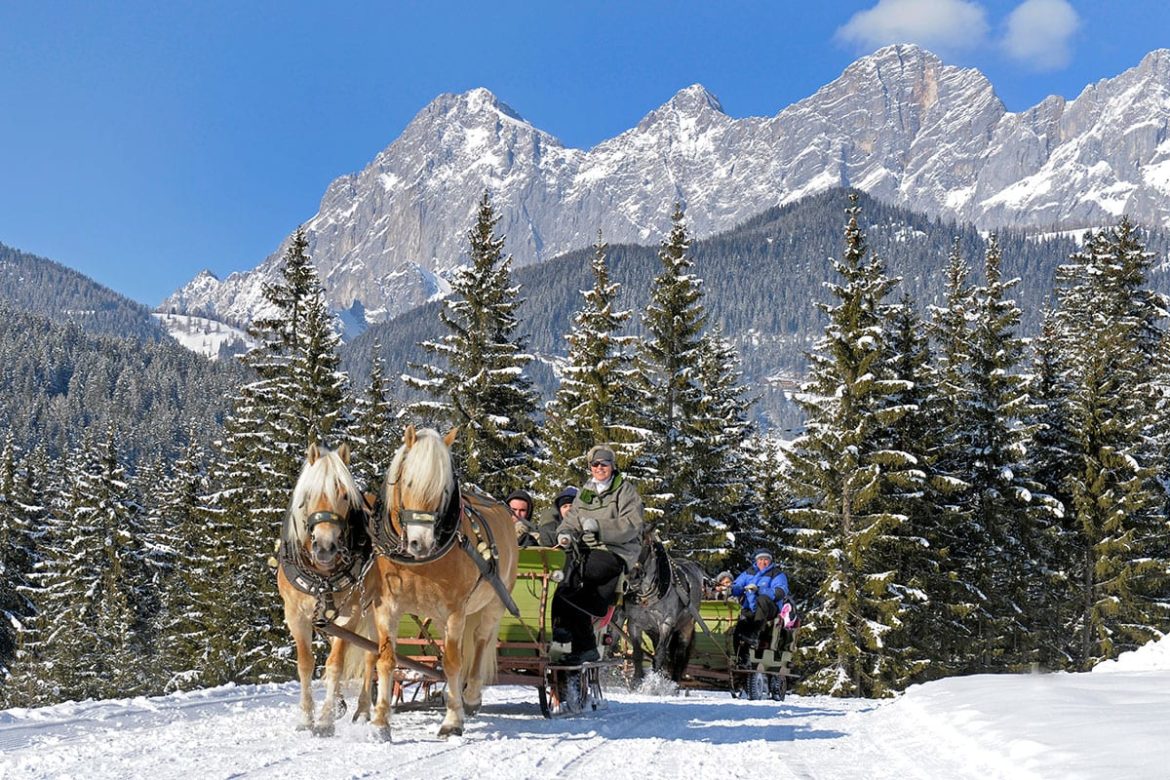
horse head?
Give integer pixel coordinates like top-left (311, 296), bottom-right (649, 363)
top-left (287, 442), bottom-right (363, 572)
top-left (384, 425), bottom-right (459, 559)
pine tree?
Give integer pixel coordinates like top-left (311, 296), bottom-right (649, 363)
top-left (637, 205), bottom-right (713, 540)
top-left (1028, 307), bottom-right (1080, 668)
top-left (783, 195), bottom-right (924, 697)
top-left (880, 293), bottom-right (957, 680)
top-left (688, 328), bottom-right (758, 563)
top-left (0, 432), bottom-right (36, 685)
top-left (150, 434), bottom-right (213, 691)
top-left (538, 232), bottom-right (643, 498)
top-left (348, 343), bottom-right (400, 498)
top-left (202, 226), bottom-right (351, 684)
top-left (953, 235), bottom-right (1054, 671)
top-left (1054, 219), bottom-right (1170, 668)
top-left (406, 192), bottom-right (539, 498)
top-left (2, 444), bottom-right (54, 706)
top-left (29, 429), bottom-right (150, 700)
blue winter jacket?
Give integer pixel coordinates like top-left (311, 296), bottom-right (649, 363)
top-left (731, 562), bottom-right (789, 612)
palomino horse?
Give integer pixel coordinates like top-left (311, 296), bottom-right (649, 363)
top-left (622, 529), bottom-right (705, 684)
top-left (369, 426), bottom-right (519, 739)
top-left (276, 443), bottom-right (377, 736)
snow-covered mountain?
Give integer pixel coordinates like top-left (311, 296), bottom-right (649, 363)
top-left (163, 45), bottom-right (1170, 331)
top-left (152, 312), bottom-right (251, 360)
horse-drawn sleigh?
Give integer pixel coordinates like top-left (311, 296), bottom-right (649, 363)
top-left (276, 427), bottom-right (799, 739)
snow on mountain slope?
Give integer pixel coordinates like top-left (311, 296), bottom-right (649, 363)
top-left (162, 45), bottom-right (1170, 332)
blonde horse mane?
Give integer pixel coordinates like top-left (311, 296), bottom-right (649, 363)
top-left (386, 427), bottom-right (456, 513)
top-left (285, 446), bottom-right (363, 546)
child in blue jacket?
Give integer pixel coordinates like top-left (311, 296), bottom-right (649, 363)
top-left (731, 548), bottom-right (790, 666)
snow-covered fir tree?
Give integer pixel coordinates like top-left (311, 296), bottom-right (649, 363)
top-left (28, 428), bottom-right (151, 701)
top-left (878, 293), bottom-right (958, 680)
top-left (202, 226), bottom-right (351, 683)
top-left (406, 192), bottom-right (539, 498)
top-left (1, 444), bottom-right (54, 706)
top-left (1026, 307), bottom-right (1081, 668)
top-left (0, 432), bottom-right (36, 684)
top-left (1053, 219), bottom-right (1170, 669)
top-left (636, 205), bottom-right (715, 540)
top-left (959, 236), bottom-right (1056, 671)
top-left (689, 327), bottom-right (758, 563)
top-left (149, 434), bottom-right (214, 691)
top-left (348, 342), bottom-right (400, 498)
top-left (783, 195), bottom-right (924, 697)
top-left (537, 232), bottom-right (644, 499)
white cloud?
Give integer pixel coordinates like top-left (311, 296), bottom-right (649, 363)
top-left (1002, 0), bottom-right (1080, 70)
top-left (836, 0), bottom-right (991, 55)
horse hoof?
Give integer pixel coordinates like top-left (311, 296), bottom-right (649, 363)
top-left (352, 708), bottom-right (371, 724)
top-left (311, 723), bottom-right (336, 738)
top-left (296, 722), bottom-right (312, 732)
top-left (371, 724), bottom-right (391, 742)
top-left (334, 697), bottom-right (348, 718)
top-left (463, 702), bottom-right (480, 717)
top-left (438, 724), bottom-right (463, 738)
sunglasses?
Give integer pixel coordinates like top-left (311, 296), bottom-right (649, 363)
top-left (590, 460), bottom-right (613, 468)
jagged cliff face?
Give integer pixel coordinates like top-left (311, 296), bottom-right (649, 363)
top-left (163, 45), bottom-right (1170, 331)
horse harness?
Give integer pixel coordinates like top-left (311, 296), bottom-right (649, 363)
top-left (627, 539), bottom-right (676, 606)
top-left (278, 501), bottom-right (375, 629)
top-left (370, 474), bottom-right (520, 617)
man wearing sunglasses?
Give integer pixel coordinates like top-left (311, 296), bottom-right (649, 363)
top-left (551, 444), bottom-right (644, 665)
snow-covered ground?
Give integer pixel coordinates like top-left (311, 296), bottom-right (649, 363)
top-left (3, 637), bottom-right (1169, 780)
top-left (153, 312), bottom-right (251, 359)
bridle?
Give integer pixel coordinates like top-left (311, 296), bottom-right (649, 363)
top-left (372, 450), bottom-right (462, 563)
top-left (278, 494), bottom-right (372, 625)
top-left (628, 535), bottom-right (674, 605)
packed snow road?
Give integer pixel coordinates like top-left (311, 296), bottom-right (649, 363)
top-left (2, 667), bottom-right (1168, 779)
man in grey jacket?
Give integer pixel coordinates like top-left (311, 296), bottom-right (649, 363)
top-left (552, 444), bottom-right (645, 664)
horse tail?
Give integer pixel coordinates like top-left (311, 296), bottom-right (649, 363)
top-left (342, 609), bottom-right (377, 681)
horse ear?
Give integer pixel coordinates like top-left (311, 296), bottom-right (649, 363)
top-left (443, 427), bottom-right (459, 447)
top-left (337, 442), bottom-right (350, 465)
top-left (307, 443), bottom-right (320, 465)
top-left (404, 425), bottom-right (417, 448)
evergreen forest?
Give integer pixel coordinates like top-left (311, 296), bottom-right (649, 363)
top-left (2, 189), bottom-right (1169, 705)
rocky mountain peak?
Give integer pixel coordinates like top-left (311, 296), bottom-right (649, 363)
top-left (664, 83), bottom-right (725, 115)
top-left (162, 47), bottom-right (1170, 337)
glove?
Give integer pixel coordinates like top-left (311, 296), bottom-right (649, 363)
top-left (582, 531), bottom-right (600, 547)
top-left (745, 584), bottom-right (758, 592)
top-left (556, 534), bottom-right (572, 548)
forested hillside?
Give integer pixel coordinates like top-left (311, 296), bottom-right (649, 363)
top-left (344, 189), bottom-right (1170, 428)
top-left (0, 303), bottom-right (242, 463)
top-left (0, 243), bottom-right (169, 342)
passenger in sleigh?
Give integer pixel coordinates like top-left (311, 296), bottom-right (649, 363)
top-left (706, 570), bottom-right (734, 600)
top-left (730, 548), bottom-right (792, 667)
top-left (551, 445), bottom-right (644, 665)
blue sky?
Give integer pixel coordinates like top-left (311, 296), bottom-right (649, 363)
top-left (1, 0), bottom-right (1167, 307)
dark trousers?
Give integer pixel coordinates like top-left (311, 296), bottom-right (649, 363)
top-left (733, 595), bottom-right (779, 665)
top-left (552, 547), bottom-right (624, 653)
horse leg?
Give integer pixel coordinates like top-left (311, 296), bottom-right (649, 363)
top-left (652, 618), bottom-right (676, 676)
top-left (353, 651), bottom-right (375, 723)
top-left (370, 602), bottom-right (398, 741)
top-left (438, 611), bottom-right (467, 737)
top-left (461, 605), bottom-right (502, 717)
top-left (290, 619), bottom-right (316, 731)
top-left (313, 636), bottom-right (346, 737)
top-left (672, 621), bottom-right (697, 683)
top-left (630, 624), bottom-right (646, 684)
